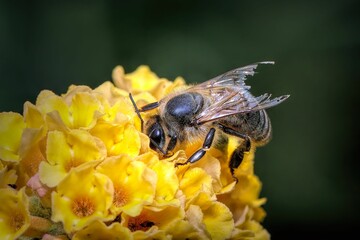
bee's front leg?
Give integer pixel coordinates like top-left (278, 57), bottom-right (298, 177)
top-left (175, 128), bottom-right (216, 167)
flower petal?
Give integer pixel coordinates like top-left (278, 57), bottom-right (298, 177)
top-left (0, 188), bottom-right (30, 239)
top-left (202, 201), bottom-right (234, 240)
top-left (96, 155), bottom-right (156, 217)
top-left (39, 130), bottom-right (106, 187)
top-left (51, 163), bottom-right (114, 233)
top-left (0, 112), bottom-right (25, 162)
top-left (69, 92), bottom-right (102, 129)
top-left (72, 221), bottom-right (133, 240)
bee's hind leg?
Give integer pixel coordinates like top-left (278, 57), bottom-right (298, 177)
top-left (218, 124), bottom-right (251, 183)
top-left (175, 128), bottom-right (216, 167)
top-left (229, 140), bottom-right (251, 183)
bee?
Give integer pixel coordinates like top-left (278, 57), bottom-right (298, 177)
top-left (130, 61), bottom-right (289, 181)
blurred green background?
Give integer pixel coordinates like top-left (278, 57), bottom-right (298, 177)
top-left (1, 0), bottom-right (359, 238)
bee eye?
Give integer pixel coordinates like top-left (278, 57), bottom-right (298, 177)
top-left (147, 122), bottom-right (165, 150)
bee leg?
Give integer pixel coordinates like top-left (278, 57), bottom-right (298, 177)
top-left (218, 124), bottom-right (251, 182)
top-left (229, 140), bottom-right (251, 183)
top-left (175, 128), bottom-right (216, 167)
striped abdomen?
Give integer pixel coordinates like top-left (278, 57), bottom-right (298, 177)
top-left (219, 109), bottom-right (272, 146)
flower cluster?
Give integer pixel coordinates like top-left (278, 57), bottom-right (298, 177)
top-left (0, 65), bottom-right (270, 239)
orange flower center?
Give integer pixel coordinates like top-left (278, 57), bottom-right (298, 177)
top-left (113, 185), bottom-right (130, 207)
top-left (127, 213), bottom-right (154, 232)
top-left (71, 196), bottom-right (95, 217)
top-left (10, 212), bottom-right (25, 231)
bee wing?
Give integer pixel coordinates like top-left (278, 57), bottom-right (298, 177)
top-left (185, 62), bottom-right (290, 124)
top-left (189, 61), bottom-right (275, 90)
top-left (195, 92), bottom-right (289, 124)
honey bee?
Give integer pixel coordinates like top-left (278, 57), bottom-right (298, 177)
top-left (130, 61), bottom-right (289, 181)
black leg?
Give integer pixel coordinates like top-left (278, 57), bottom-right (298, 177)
top-left (218, 124), bottom-right (251, 182)
top-left (175, 128), bottom-right (216, 167)
top-left (228, 141), bottom-right (250, 183)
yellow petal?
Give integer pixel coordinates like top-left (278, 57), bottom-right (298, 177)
top-left (123, 205), bottom-right (184, 235)
top-left (0, 188), bottom-right (30, 239)
top-left (179, 167), bottom-right (214, 205)
top-left (51, 164), bottom-right (114, 233)
top-left (36, 90), bottom-right (71, 127)
top-left (96, 155), bottom-right (156, 217)
top-left (39, 130), bottom-right (106, 188)
top-left (0, 167), bottom-right (17, 188)
top-left (46, 131), bottom-right (71, 166)
top-left (112, 124), bottom-right (141, 157)
top-left (72, 221), bottom-right (133, 240)
top-left (125, 65), bottom-right (162, 92)
top-left (23, 102), bottom-right (45, 129)
top-left (185, 205), bottom-right (209, 239)
top-left (239, 219), bottom-right (270, 240)
top-left (69, 92), bottom-right (102, 129)
top-left (0, 112), bottom-right (25, 162)
top-left (94, 81), bottom-right (129, 101)
top-left (91, 122), bottom-right (140, 157)
top-left (202, 201), bottom-right (234, 240)
top-left (151, 159), bottom-right (179, 208)
top-left (17, 140), bottom-right (46, 189)
top-left (62, 85), bottom-right (93, 104)
top-left (232, 174), bottom-right (263, 205)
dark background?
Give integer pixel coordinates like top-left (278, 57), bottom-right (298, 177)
top-left (1, 0), bottom-right (359, 239)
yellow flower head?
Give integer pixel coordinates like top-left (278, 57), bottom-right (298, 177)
top-left (0, 65), bottom-right (271, 239)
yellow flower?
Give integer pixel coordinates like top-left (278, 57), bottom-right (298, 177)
top-left (90, 121), bottom-right (141, 157)
top-left (179, 167), bottom-right (215, 205)
top-left (121, 204), bottom-right (198, 239)
top-left (0, 112), bottom-right (25, 162)
top-left (0, 65), bottom-right (271, 239)
top-left (136, 152), bottom-right (180, 208)
top-left (96, 155), bottom-right (156, 217)
top-left (51, 162), bottom-right (114, 234)
top-left (35, 88), bottom-right (102, 131)
top-left (39, 129), bottom-right (106, 187)
top-left (230, 206), bottom-right (270, 240)
top-left (186, 201), bottom-right (234, 240)
top-left (0, 188), bottom-right (30, 240)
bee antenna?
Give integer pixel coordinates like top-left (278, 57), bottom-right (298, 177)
top-left (129, 93), bottom-right (144, 131)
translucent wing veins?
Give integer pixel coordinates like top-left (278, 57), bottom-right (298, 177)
top-left (184, 61), bottom-right (290, 124)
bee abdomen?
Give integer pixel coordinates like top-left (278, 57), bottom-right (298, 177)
top-left (221, 110), bottom-right (272, 145)
top-left (252, 110), bottom-right (272, 145)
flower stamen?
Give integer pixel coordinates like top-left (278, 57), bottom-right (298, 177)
top-left (113, 185), bottom-right (130, 207)
top-left (10, 212), bottom-right (25, 231)
top-left (71, 196), bottom-right (95, 217)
